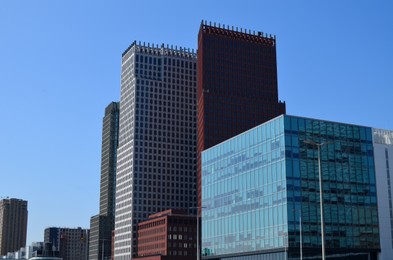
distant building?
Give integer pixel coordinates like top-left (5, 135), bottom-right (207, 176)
top-left (114, 42), bottom-right (198, 259)
top-left (373, 128), bottom-right (393, 260)
top-left (26, 242), bottom-right (44, 259)
top-left (0, 198), bottom-right (28, 256)
top-left (89, 102), bottom-right (119, 260)
top-left (2, 247), bottom-right (26, 259)
top-left (44, 227), bottom-right (89, 260)
top-left (202, 115), bottom-right (380, 260)
top-left (25, 241), bottom-right (60, 259)
top-left (137, 209), bottom-right (197, 260)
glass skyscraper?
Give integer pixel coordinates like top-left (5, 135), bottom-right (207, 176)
top-left (114, 42), bottom-right (197, 259)
top-left (202, 115), bottom-right (380, 260)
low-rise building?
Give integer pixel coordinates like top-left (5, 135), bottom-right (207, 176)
top-left (137, 209), bottom-right (197, 260)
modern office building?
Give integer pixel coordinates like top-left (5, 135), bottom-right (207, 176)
top-left (201, 115), bottom-right (380, 260)
top-left (0, 198), bottom-right (28, 256)
top-left (44, 227), bottom-right (89, 260)
top-left (373, 128), bottom-right (393, 260)
top-left (89, 101), bottom-right (120, 260)
top-left (114, 42), bottom-right (198, 259)
top-left (197, 21), bottom-right (286, 210)
top-left (137, 209), bottom-right (197, 259)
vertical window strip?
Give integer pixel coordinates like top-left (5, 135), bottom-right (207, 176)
top-left (385, 148), bottom-right (393, 248)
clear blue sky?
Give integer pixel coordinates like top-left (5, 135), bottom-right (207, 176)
top-left (1, 0), bottom-right (392, 246)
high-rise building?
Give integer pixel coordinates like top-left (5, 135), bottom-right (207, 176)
top-left (89, 216), bottom-right (111, 260)
top-left (0, 198), bottom-right (28, 256)
top-left (197, 21), bottom-right (286, 210)
top-left (202, 115), bottom-right (380, 260)
top-left (89, 102), bottom-right (119, 260)
top-left (114, 42), bottom-right (197, 259)
top-left (373, 128), bottom-right (393, 260)
top-left (99, 102), bottom-right (120, 218)
top-left (44, 227), bottom-right (89, 260)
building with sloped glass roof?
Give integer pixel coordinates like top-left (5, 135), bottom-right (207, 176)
top-left (201, 115), bottom-right (380, 260)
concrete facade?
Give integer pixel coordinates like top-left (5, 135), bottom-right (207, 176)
top-left (114, 42), bottom-right (197, 259)
top-left (0, 198), bottom-right (28, 256)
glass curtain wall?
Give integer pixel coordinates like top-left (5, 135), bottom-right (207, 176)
top-left (202, 116), bottom-right (288, 257)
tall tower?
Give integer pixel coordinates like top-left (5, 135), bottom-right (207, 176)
top-left (114, 42), bottom-right (197, 259)
top-left (99, 102), bottom-right (120, 218)
top-left (0, 198), bottom-right (28, 255)
top-left (197, 21), bottom-right (286, 209)
top-left (89, 102), bottom-right (119, 260)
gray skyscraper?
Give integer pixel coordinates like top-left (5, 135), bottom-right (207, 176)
top-left (114, 42), bottom-right (197, 259)
top-left (89, 102), bottom-right (119, 260)
top-left (0, 198), bottom-right (28, 256)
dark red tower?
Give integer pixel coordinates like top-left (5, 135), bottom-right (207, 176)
top-left (197, 21), bottom-right (286, 209)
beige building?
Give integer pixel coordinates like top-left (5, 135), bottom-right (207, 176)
top-left (0, 198), bottom-right (28, 256)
